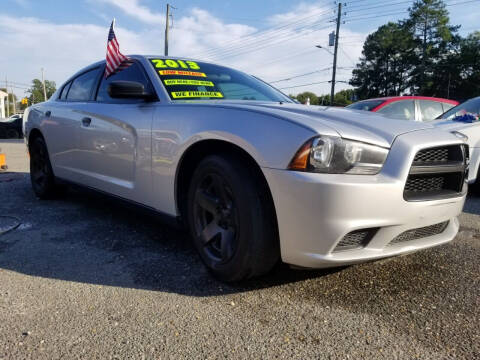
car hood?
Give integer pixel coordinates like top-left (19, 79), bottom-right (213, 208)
top-left (190, 101), bottom-right (437, 148)
top-left (432, 119), bottom-right (480, 147)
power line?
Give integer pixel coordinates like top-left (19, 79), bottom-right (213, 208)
top-left (201, 15), bottom-right (336, 61)
top-left (192, 7), bottom-right (336, 59)
top-left (344, 0), bottom-right (478, 23)
top-left (278, 80), bottom-right (331, 90)
top-left (209, 23), bottom-right (335, 61)
top-left (346, 0), bottom-right (413, 12)
top-left (258, 48), bottom-right (319, 67)
top-left (268, 67), bottom-right (333, 84)
top-left (344, 10), bottom-right (409, 23)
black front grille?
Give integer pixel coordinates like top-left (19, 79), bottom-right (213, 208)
top-left (389, 221), bottom-right (449, 245)
top-left (405, 176), bottom-right (445, 193)
top-left (404, 145), bottom-right (467, 201)
top-left (334, 228), bottom-right (378, 252)
top-left (413, 145), bottom-right (464, 165)
top-left (414, 147), bottom-right (450, 163)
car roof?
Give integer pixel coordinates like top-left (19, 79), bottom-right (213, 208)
top-left (61, 55), bottom-right (226, 85)
top-left (359, 96), bottom-right (458, 104)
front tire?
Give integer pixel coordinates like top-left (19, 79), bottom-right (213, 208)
top-left (187, 154), bottom-right (279, 282)
top-left (29, 136), bottom-right (60, 199)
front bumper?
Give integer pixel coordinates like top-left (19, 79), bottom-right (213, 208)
top-left (263, 129), bottom-right (467, 268)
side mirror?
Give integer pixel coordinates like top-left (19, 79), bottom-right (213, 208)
top-left (107, 81), bottom-right (155, 100)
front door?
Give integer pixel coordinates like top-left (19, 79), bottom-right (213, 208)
top-left (75, 62), bottom-right (155, 205)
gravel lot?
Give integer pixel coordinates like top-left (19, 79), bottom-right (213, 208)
top-left (0, 140), bottom-right (479, 359)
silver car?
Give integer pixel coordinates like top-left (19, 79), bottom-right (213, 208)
top-left (23, 56), bottom-right (469, 281)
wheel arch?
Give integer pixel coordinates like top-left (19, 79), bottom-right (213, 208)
top-left (175, 139), bottom-right (279, 233)
top-left (27, 128), bottom-right (44, 150)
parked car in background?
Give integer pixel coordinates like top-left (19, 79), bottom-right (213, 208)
top-left (0, 114), bottom-right (23, 138)
top-left (346, 96), bottom-right (458, 121)
top-left (23, 56), bottom-right (468, 281)
top-left (434, 97), bottom-right (480, 187)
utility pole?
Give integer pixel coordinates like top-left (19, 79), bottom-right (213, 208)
top-left (164, 3), bottom-right (171, 56)
top-left (5, 77), bottom-right (9, 117)
top-left (11, 86), bottom-right (16, 114)
top-left (41, 68), bottom-right (47, 102)
top-left (330, 2), bottom-right (342, 106)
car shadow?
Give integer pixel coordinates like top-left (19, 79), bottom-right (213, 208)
top-left (462, 187), bottom-right (480, 215)
top-left (0, 172), bottom-right (343, 296)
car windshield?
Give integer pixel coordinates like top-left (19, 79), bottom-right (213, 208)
top-left (438, 97), bottom-right (480, 120)
top-left (346, 100), bottom-right (385, 111)
top-left (149, 58), bottom-right (292, 102)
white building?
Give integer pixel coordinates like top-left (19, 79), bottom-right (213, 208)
top-left (0, 90), bottom-right (7, 118)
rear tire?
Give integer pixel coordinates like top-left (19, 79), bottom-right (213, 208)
top-left (29, 137), bottom-right (62, 199)
top-left (187, 154), bottom-right (279, 282)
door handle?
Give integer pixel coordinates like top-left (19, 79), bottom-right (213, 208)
top-left (45, 111), bottom-right (51, 117)
top-left (81, 117), bottom-right (92, 127)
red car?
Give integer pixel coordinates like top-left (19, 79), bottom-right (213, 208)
top-left (346, 96), bottom-right (459, 121)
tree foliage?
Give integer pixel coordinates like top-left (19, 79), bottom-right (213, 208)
top-left (406, 0), bottom-right (459, 94)
top-left (26, 79), bottom-right (56, 104)
top-left (350, 22), bottom-right (415, 99)
top-left (350, 0), bottom-right (479, 101)
top-left (292, 90), bottom-right (354, 106)
top-left (295, 91), bottom-right (318, 105)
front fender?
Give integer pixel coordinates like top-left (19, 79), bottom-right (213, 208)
top-left (150, 104), bottom-right (317, 215)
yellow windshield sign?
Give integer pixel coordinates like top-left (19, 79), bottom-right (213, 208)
top-left (164, 79), bottom-right (214, 86)
top-left (171, 91), bottom-right (224, 99)
top-left (151, 59), bottom-right (200, 70)
top-left (159, 70), bottom-right (206, 77)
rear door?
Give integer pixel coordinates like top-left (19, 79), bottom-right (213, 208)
top-left (375, 99), bottom-right (416, 121)
top-left (417, 100), bottom-right (445, 121)
top-left (45, 69), bottom-right (101, 181)
top-left (75, 62), bottom-right (156, 205)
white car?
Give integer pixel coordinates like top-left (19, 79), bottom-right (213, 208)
top-left (434, 97), bottom-right (480, 187)
top-left (23, 56), bottom-right (469, 281)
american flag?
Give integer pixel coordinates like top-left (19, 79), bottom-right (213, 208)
top-left (104, 19), bottom-right (132, 78)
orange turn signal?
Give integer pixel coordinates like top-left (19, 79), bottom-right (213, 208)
top-left (288, 139), bottom-right (312, 170)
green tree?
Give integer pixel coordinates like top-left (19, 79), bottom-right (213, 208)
top-left (26, 79), bottom-right (56, 104)
top-left (350, 22), bottom-right (416, 99)
top-left (406, 0), bottom-right (459, 94)
top-left (333, 89), bottom-right (355, 106)
top-left (453, 31), bottom-right (480, 100)
top-left (318, 94), bottom-right (330, 105)
top-left (295, 91), bottom-right (318, 105)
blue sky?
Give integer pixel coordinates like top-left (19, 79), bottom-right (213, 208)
top-left (2, 0), bottom-right (479, 99)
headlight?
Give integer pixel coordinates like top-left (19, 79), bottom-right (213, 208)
top-left (289, 135), bottom-right (389, 175)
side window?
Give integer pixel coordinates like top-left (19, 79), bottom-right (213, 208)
top-left (67, 68), bottom-right (100, 101)
top-left (96, 62), bottom-right (152, 103)
top-left (419, 100), bottom-right (444, 121)
top-left (60, 81), bottom-right (72, 100)
top-left (442, 103), bottom-right (455, 113)
top-left (376, 100), bottom-right (415, 120)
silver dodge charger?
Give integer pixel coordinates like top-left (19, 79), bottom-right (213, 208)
top-left (23, 55), bottom-right (469, 281)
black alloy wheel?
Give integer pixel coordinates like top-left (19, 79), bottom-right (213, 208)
top-left (193, 173), bottom-right (239, 265)
top-left (187, 154), bottom-right (279, 282)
